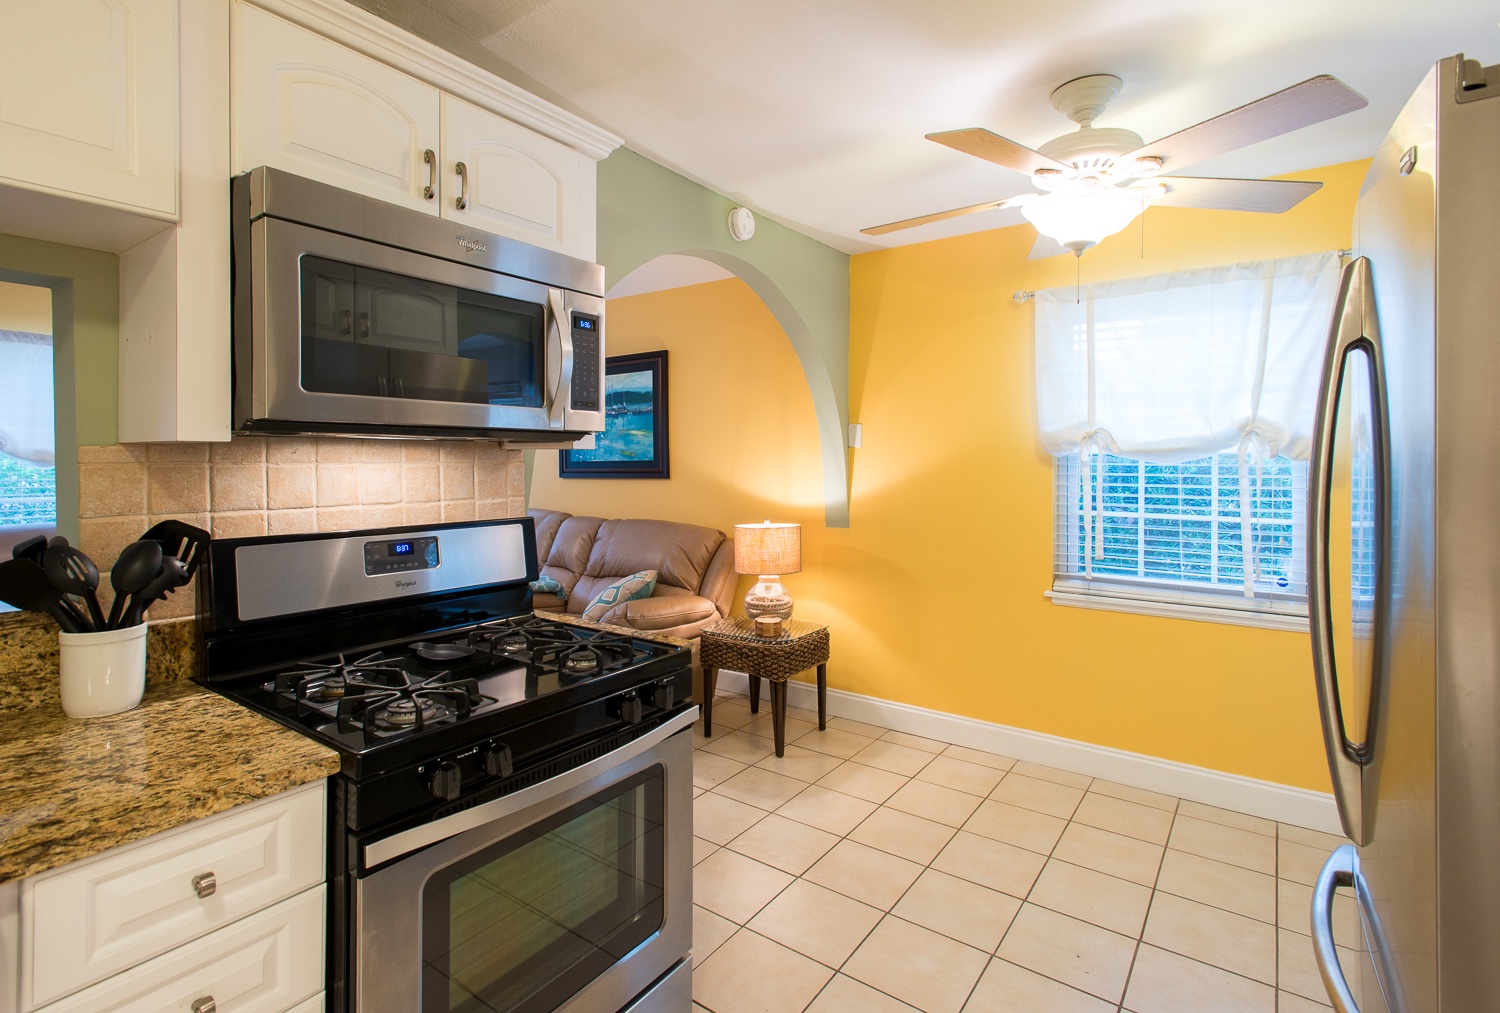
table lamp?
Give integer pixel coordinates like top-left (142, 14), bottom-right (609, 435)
top-left (734, 521), bottom-right (802, 620)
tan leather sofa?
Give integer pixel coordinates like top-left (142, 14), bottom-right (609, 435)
top-left (528, 509), bottom-right (737, 669)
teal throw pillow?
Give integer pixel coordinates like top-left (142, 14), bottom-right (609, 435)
top-left (530, 573), bottom-right (567, 600)
top-left (582, 570), bottom-right (658, 621)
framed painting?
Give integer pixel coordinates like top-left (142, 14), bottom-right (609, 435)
top-left (559, 350), bottom-right (669, 479)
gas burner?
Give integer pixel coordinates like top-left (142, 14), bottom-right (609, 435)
top-left (562, 650), bottom-right (600, 676)
top-left (495, 633), bottom-right (530, 654)
top-left (375, 696), bottom-right (449, 729)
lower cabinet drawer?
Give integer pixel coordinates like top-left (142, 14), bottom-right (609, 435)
top-left (24, 783), bottom-right (325, 1008)
top-left (35, 886), bottom-right (324, 1013)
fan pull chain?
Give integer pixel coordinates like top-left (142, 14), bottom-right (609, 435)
top-left (1075, 255), bottom-right (1081, 304)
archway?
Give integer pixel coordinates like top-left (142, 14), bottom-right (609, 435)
top-left (596, 149), bottom-right (851, 527)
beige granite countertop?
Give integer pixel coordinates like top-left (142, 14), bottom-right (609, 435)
top-left (0, 612), bottom-right (339, 885)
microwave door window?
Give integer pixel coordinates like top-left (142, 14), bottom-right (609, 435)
top-left (456, 290), bottom-right (545, 408)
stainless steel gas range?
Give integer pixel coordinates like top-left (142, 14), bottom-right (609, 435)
top-left (197, 517), bottom-right (696, 1013)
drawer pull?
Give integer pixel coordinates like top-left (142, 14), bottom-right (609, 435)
top-left (191, 872), bottom-right (217, 899)
top-left (191, 997), bottom-right (217, 1013)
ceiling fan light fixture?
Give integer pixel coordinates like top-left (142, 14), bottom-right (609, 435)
top-left (1021, 187), bottom-right (1152, 255)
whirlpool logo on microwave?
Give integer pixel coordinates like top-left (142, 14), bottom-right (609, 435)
top-left (456, 236), bottom-right (487, 253)
top-left (394, 579), bottom-right (418, 589)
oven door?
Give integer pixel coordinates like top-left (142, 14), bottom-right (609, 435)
top-left (243, 215), bottom-right (606, 435)
top-left (354, 711), bottom-right (695, 1013)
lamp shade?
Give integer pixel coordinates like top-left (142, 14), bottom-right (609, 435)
top-left (733, 522), bottom-right (802, 576)
top-left (1021, 187), bottom-right (1151, 254)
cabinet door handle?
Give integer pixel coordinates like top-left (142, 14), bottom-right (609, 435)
top-left (454, 160), bottom-right (469, 210)
top-left (358, 312), bottom-right (371, 339)
top-left (191, 997), bottom-right (217, 1013)
top-left (191, 872), bottom-right (217, 899)
top-left (422, 148), bottom-right (436, 200)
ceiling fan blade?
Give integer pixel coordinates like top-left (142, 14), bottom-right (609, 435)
top-left (1027, 233), bottom-right (1072, 260)
top-left (926, 128), bottom-right (1071, 175)
top-left (1152, 176), bottom-right (1323, 213)
top-left (861, 194), bottom-right (1036, 236)
top-left (1123, 76), bottom-right (1368, 173)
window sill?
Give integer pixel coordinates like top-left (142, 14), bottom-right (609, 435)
top-left (1044, 588), bottom-right (1309, 633)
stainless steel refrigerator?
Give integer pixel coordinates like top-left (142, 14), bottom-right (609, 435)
top-left (1306, 53), bottom-right (1500, 1013)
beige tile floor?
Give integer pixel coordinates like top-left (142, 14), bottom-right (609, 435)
top-left (689, 692), bottom-right (1362, 1013)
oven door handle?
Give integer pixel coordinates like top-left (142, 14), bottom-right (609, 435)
top-left (363, 706), bottom-right (699, 869)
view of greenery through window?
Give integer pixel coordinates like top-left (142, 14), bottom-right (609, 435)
top-left (0, 456), bottom-right (56, 527)
top-left (1057, 451), bottom-right (1306, 598)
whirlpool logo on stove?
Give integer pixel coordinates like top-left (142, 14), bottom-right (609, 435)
top-left (456, 236), bottom-right (487, 253)
top-left (394, 579), bottom-right (418, 589)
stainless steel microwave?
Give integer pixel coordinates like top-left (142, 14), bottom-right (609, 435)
top-left (230, 166), bottom-right (606, 443)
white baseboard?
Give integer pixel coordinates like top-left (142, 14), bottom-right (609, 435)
top-left (710, 671), bottom-right (1342, 835)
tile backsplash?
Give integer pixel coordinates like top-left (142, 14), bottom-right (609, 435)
top-left (78, 437), bottom-right (525, 620)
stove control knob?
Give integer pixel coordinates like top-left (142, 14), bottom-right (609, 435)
top-left (619, 691), bottom-right (644, 725)
top-left (484, 744), bottom-right (513, 778)
top-left (652, 681), bottom-right (675, 711)
top-left (428, 761), bottom-right (462, 802)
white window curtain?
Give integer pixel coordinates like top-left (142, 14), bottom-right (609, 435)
top-left (1035, 252), bottom-right (1341, 595)
top-left (0, 330), bottom-right (55, 467)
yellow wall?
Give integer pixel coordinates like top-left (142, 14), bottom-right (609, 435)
top-left (535, 160), bottom-right (1367, 792)
top-left (529, 277), bottom-right (831, 612)
top-left (0, 279), bottom-right (52, 333)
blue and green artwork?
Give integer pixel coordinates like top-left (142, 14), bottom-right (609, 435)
top-left (570, 369), bottom-right (656, 462)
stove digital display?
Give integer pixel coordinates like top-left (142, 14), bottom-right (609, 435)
top-left (363, 536), bottom-right (439, 576)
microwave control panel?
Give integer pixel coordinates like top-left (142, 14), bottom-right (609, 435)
top-left (364, 536), bottom-right (440, 575)
top-left (570, 313), bottom-right (602, 410)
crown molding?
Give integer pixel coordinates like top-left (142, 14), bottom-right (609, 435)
top-left (244, 0), bottom-right (623, 161)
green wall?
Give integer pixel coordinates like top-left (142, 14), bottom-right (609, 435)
top-left (0, 233), bottom-right (119, 543)
top-left (595, 148), bottom-right (853, 527)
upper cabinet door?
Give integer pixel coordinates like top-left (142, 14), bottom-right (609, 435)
top-left (0, 0), bottom-right (178, 216)
top-left (441, 94), bottom-right (594, 259)
top-left (233, 2), bottom-right (440, 216)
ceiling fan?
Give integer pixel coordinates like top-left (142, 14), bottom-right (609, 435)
top-left (864, 73), bottom-right (1368, 257)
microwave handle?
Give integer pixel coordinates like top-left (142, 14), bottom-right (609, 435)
top-left (547, 289), bottom-right (572, 429)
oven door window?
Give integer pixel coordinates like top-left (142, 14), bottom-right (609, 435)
top-left (422, 765), bottom-right (666, 1013)
top-left (299, 255), bottom-right (545, 408)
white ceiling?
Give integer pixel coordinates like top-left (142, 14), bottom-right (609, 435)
top-left (605, 254), bottom-right (734, 298)
top-left (354, 0), bottom-right (1499, 254)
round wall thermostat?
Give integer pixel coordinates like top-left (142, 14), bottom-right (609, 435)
top-left (727, 206), bottom-right (756, 242)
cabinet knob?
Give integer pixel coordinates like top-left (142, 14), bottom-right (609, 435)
top-left (191, 872), bottom-right (217, 899)
top-left (191, 997), bottom-right (217, 1013)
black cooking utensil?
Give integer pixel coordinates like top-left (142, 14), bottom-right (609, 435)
top-left (140, 520), bottom-right (211, 580)
top-left (120, 556), bottom-right (188, 629)
top-left (10, 535), bottom-right (47, 565)
top-left (107, 540), bottom-right (164, 629)
top-left (0, 558), bottom-right (87, 633)
top-left (43, 542), bottom-right (106, 632)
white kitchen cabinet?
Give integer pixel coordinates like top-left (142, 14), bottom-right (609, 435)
top-left (18, 782), bottom-right (326, 1012)
top-left (0, 0), bottom-right (178, 219)
top-left (33, 887), bottom-right (324, 1013)
top-left (118, 0), bottom-right (232, 444)
top-left (233, 2), bottom-right (442, 216)
top-left (441, 94), bottom-right (597, 260)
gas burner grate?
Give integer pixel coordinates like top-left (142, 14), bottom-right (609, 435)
top-left (275, 651), bottom-right (410, 703)
top-left (468, 617), bottom-right (643, 679)
top-left (335, 672), bottom-right (490, 744)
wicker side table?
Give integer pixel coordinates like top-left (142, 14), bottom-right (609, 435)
top-left (699, 617), bottom-right (829, 757)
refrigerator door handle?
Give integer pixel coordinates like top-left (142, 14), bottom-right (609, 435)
top-left (1308, 257), bottom-right (1391, 846)
top-left (1312, 844), bottom-right (1363, 1013)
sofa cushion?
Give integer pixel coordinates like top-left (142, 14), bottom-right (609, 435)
top-left (582, 570), bottom-right (659, 622)
top-left (584, 519), bottom-right (725, 594)
top-left (529, 509), bottom-right (568, 563)
top-left (529, 573), bottom-right (566, 600)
